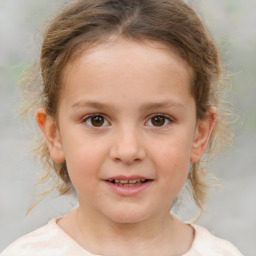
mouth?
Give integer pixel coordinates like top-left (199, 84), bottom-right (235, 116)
top-left (104, 176), bottom-right (153, 196)
top-left (105, 178), bottom-right (152, 186)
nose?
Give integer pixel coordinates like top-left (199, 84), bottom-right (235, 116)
top-left (109, 126), bottom-right (146, 165)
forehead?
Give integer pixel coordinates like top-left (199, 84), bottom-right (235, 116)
top-left (63, 38), bottom-right (194, 80)
top-left (61, 38), bottom-right (194, 103)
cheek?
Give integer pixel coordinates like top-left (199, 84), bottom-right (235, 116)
top-left (162, 156), bottom-right (189, 190)
top-left (155, 140), bottom-right (191, 192)
top-left (63, 138), bottom-right (107, 187)
top-left (157, 138), bottom-right (191, 169)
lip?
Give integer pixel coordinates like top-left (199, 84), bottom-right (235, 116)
top-left (104, 175), bottom-right (153, 197)
top-left (106, 175), bottom-right (151, 181)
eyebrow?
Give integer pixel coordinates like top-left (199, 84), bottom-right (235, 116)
top-left (71, 100), bottom-right (184, 111)
top-left (72, 101), bottom-right (113, 110)
top-left (140, 101), bottom-right (185, 111)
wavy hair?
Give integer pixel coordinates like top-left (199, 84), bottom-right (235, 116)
top-left (20, 0), bottom-right (233, 214)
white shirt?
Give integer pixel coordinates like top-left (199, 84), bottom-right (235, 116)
top-left (1, 218), bottom-right (243, 256)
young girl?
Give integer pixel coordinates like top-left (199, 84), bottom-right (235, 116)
top-left (1, 0), bottom-right (243, 255)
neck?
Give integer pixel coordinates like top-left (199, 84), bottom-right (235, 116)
top-left (78, 204), bottom-right (173, 239)
top-left (74, 200), bottom-right (194, 256)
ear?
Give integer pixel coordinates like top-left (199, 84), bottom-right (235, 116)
top-left (190, 106), bottom-right (217, 163)
top-left (35, 108), bottom-right (65, 163)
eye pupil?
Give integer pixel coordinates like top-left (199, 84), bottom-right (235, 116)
top-left (91, 116), bottom-right (104, 127)
top-left (152, 116), bottom-right (165, 126)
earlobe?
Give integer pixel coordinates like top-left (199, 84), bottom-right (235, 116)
top-left (190, 107), bottom-right (217, 163)
top-left (35, 108), bottom-right (65, 163)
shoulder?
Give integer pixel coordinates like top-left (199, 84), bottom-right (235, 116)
top-left (1, 219), bottom-right (60, 256)
top-left (0, 218), bottom-right (91, 256)
top-left (185, 224), bottom-right (243, 256)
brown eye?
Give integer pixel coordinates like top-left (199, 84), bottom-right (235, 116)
top-left (151, 116), bottom-right (165, 126)
top-left (85, 115), bottom-right (108, 127)
top-left (147, 115), bottom-right (171, 127)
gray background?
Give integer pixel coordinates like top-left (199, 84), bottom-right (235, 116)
top-left (0, 0), bottom-right (256, 255)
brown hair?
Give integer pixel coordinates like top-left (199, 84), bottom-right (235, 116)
top-left (21, 0), bottom-right (233, 214)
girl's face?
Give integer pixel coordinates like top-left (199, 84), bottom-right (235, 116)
top-left (39, 39), bottom-right (213, 223)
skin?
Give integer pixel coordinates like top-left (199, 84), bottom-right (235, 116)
top-left (36, 38), bottom-right (216, 256)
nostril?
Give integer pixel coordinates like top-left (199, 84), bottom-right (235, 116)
top-left (109, 135), bottom-right (146, 164)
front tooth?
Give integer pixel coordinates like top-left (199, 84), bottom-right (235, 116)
top-left (128, 180), bottom-right (137, 184)
top-left (119, 180), bottom-right (128, 184)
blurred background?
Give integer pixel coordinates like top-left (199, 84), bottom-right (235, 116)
top-left (0, 0), bottom-right (255, 254)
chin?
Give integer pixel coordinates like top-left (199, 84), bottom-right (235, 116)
top-left (105, 207), bottom-right (151, 224)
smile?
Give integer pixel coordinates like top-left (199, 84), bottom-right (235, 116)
top-left (104, 176), bottom-right (153, 196)
top-left (106, 179), bottom-right (148, 186)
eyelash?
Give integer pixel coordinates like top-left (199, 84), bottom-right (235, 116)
top-left (82, 113), bottom-right (173, 128)
top-left (82, 114), bottom-right (110, 128)
top-left (146, 114), bottom-right (173, 128)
